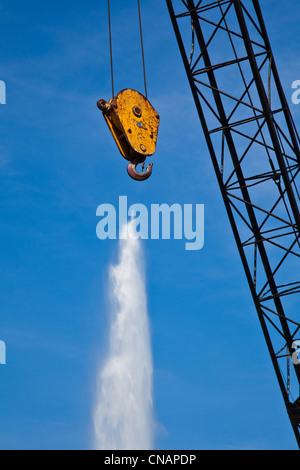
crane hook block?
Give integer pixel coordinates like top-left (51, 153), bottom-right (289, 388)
top-left (97, 89), bottom-right (160, 181)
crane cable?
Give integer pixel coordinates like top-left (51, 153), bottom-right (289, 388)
top-left (107, 0), bottom-right (114, 98)
top-left (106, 0), bottom-right (148, 99)
top-left (137, 0), bottom-right (148, 99)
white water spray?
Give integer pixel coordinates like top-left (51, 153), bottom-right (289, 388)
top-left (94, 222), bottom-right (154, 450)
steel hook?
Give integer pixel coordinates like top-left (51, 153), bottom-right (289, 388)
top-left (127, 158), bottom-right (153, 181)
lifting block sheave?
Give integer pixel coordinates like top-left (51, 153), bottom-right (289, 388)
top-left (97, 89), bottom-right (160, 181)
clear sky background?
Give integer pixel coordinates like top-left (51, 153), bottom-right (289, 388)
top-left (0, 0), bottom-right (300, 450)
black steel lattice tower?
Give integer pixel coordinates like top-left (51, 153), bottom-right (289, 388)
top-left (166, 0), bottom-right (300, 447)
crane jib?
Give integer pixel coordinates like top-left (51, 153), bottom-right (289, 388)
top-left (166, 0), bottom-right (300, 448)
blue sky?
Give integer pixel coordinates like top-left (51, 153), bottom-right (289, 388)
top-left (0, 0), bottom-right (300, 450)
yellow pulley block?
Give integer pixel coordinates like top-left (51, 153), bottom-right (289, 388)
top-left (97, 89), bottom-right (160, 181)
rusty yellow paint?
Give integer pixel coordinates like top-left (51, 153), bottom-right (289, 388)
top-left (99, 89), bottom-right (160, 162)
